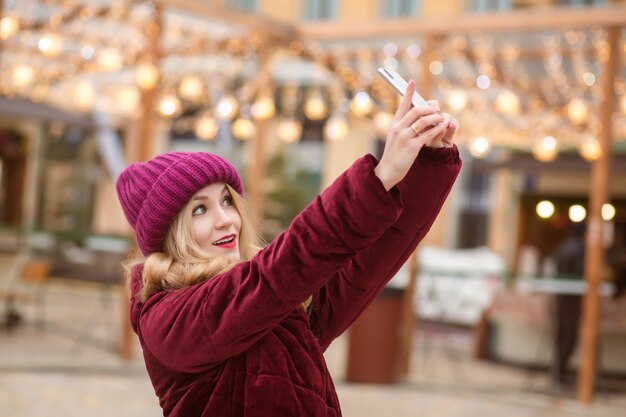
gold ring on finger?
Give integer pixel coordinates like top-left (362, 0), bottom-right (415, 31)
top-left (410, 123), bottom-right (420, 135)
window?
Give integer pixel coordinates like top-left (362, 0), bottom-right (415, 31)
top-left (303, 0), bottom-right (337, 20)
top-left (514, 0), bottom-right (607, 8)
top-left (230, 0), bottom-right (256, 11)
top-left (382, 0), bottom-right (419, 17)
top-left (467, 0), bottom-right (512, 12)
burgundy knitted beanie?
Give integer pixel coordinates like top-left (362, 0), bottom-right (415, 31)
top-left (116, 152), bottom-right (243, 256)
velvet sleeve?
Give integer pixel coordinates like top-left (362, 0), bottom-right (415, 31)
top-left (309, 145), bottom-right (462, 351)
top-left (135, 155), bottom-right (403, 372)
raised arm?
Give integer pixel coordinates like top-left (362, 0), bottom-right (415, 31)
top-left (134, 155), bottom-right (403, 372)
top-left (309, 145), bottom-right (461, 350)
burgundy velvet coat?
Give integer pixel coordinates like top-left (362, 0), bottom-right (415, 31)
top-left (129, 146), bottom-right (462, 417)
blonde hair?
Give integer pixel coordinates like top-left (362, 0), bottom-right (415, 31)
top-left (125, 185), bottom-right (312, 309)
top-left (124, 184), bottom-right (261, 301)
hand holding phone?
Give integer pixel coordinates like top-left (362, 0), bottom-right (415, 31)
top-left (377, 68), bottom-right (429, 108)
top-left (377, 67), bottom-right (459, 132)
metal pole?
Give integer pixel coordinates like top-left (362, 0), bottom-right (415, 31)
top-left (577, 25), bottom-right (619, 404)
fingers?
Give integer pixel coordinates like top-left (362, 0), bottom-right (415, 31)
top-left (398, 105), bottom-right (440, 129)
top-left (412, 122), bottom-right (447, 146)
top-left (426, 100), bottom-right (440, 112)
top-left (441, 118), bottom-right (457, 147)
top-left (409, 113), bottom-right (446, 135)
top-left (392, 79), bottom-right (415, 123)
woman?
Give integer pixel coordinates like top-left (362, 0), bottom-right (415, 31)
top-left (116, 80), bottom-right (462, 416)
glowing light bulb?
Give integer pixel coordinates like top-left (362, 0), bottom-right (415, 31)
top-left (74, 80), bottom-right (95, 110)
top-left (582, 72), bottom-right (596, 87)
top-left (216, 96), bottom-right (239, 120)
top-left (13, 65), bottom-right (35, 88)
top-left (536, 201), bottom-right (555, 219)
top-left (116, 87), bottom-right (140, 116)
top-left (569, 204), bottom-right (586, 223)
top-left (251, 95), bottom-right (276, 120)
top-left (429, 61), bottom-right (443, 75)
top-left (304, 90), bottom-right (328, 121)
top-left (0, 16), bottom-right (19, 40)
top-left (179, 76), bottom-right (204, 102)
top-left (195, 113), bottom-right (218, 140)
top-left (351, 92), bottom-right (373, 117)
top-left (232, 117), bottom-right (255, 141)
top-left (579, 137), bottom-right (601, 161)
top-left (324, 115), bottom-right (348, 141)
top-left (98, 48), bottom-right (123, 71)
top-left (470, 137), bottom-right (490, 158)
top-left (136, 64), bottom-right (159, 90)
top-left (567, 98), bottom-right (588, 125)
top-left (373, 112), bottom-right (394, 139)
top-left (38, 34), bottom-right (62, 56)
top-left (532, 136), bottom-right (558, 162)
top-left (447, 89), bottom-right (468, 112)
top-left (277, 118), bottom-right (302, 143)
top-left (159, 95), bottom-right (181, 117)
top-left (496, 90), bottom-right (520, 115)
top-left (602, 204), bottom-right (615, 221)
top-left (476, 75), bottom-right (491, 90)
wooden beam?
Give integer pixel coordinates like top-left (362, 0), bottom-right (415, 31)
top-left (161, 0), bottom-right (297, 43)
top-left (397, 35), bottom-right (438, 377)
top-left (300, 6), bottom-right (626, 39)
top-left (577, 26), bottom-right (620, 404)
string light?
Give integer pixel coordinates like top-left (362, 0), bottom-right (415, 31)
top-left (324, 115), bottom-right (348, 141)
top-left (569, 204), bottom-right (586, 223)
top-left (469, 137), bottom-right (491, 158)
top-left (567, 98), bottom-right (588, 125)
top-left (304, 89), bottom-right (328, 121)
top-left (251, 95), bottom-right (276, 120)
top-left (429, 61), bottom-right (444, 75)
top-left (373, 112), bottom-right (394, 139)
top-left (447, 89), bottom-right (468, 112)
top-left (582, 72), bottom-right (596, 86)
top-left (74, 80), bottom-right (95, 110)
top-left (98, 48), bottom-right (123, 71)
top-left (115, 87), bottom-right (140, 116)
top-left (178, 76), bottom-right (204, 103)
top-left (159, 95), bottom-right (182, 117)
top-left (13, 65), bottom-right (35, 88)
top-left (0, 16), bottom-right (19, 40)
top-left (232, 117), bottom-right (255, 141)
top-left (579, 137), bottom-right (602, 161)
top-left (532, 136), bottom-right (558, 162)
top-left (351, 92), bottom-right (373, 117)
top-left (536, 201), bottom-right (555, 219)
top-left (496, 90), bottom-right (520, 115)
top-left (216, 96), bottom-right (239, 120)
top-left (38, 33), bottom-right (63, 56)
top-left (277, 118), bottom-right (302, 143)
top-left (195, 113), bottom-right (218, 140)
top-left (602, 204), bottom-right (616, 221)
top-left (136, 64), bottom-right (159, 90)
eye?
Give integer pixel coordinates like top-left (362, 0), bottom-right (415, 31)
top-left (192, 204), bottom-right (207, 216)
top-left (222, 195), bottom-right (234, 207)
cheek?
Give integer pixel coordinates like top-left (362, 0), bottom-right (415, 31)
top-left (192, 219), bottom-right (213, 246)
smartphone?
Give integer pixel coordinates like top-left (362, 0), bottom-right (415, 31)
top-left (378, 67), bottom-right (459, 131)
top-left (377, 68), bottom-right (429, 107)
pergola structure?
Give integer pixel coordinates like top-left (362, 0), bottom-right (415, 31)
top-left (2, 0), bottom-right (626, 404)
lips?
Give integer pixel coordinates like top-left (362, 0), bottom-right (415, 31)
top-left (212, 234), bottom-right (237, 249)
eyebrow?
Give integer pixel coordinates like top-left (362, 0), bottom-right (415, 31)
top-left (192, 185), bottom-right (229, 201)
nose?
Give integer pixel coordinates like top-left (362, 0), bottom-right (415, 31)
top-left (214, 207), bottom-right (233, 229)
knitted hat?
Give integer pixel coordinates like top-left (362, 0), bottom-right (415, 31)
top-left (116, 152), bottom-right (243, 256)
